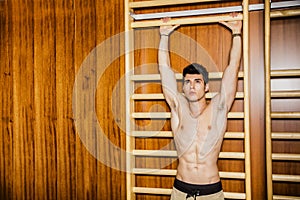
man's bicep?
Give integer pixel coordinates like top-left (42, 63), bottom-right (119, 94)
top-left (220, 65), bottom-right (239, 110)
top-left (162, 85), bottom-right (180, 110)
top-left (160, 65), bottom-right (179, 99)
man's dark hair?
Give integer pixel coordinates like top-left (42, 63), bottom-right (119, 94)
top-left (183, 63), bottom-right (209, 84)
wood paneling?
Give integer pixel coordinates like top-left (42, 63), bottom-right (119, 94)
top-left (249, 11), bottom-right (267, 200)
top-left (0, 0), bottom-right (125, 199)
top-left (0, 1), bottom-right (13, 198)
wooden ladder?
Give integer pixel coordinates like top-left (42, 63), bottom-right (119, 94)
top-left (264, 1), bottom-right (300, 199)
top-left (125, 0), bottom-right (251, 199)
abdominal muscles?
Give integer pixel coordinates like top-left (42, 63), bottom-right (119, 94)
top-left (176, 141), bottom-right (221, 184)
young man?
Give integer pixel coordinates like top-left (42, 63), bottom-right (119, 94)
top-left (158, 16), bottom-right (242, 200)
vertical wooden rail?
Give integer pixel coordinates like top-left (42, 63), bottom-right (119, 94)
top-left (125, 0), bottom-right (135, 199)
top-left (264, 0), bottom-right (273, 200)
top-left (242, 1), bottom-right (252, 199)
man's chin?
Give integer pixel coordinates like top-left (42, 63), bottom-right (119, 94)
top-left (186, 97), bottom-right (200, 102)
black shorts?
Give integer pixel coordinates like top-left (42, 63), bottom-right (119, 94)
top-left (173, 178), bottom-right (223, 199)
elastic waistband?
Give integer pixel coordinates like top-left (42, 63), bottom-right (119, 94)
top-left (174, 178), bottom-right (222, 197)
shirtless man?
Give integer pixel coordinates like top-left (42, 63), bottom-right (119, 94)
top-left (158, 16), bottom-right (242, 200)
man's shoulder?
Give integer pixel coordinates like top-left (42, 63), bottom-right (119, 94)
top-left (168, 92), bottom-right (187, 103)
top-left (168, 93), bottom-right (188, 113)
top-left (210, 93), bottom-right (224, 104)
top-left (176, 93), bottom-right (190, 106)
top-left (210, 93), bottom-right (228, 112)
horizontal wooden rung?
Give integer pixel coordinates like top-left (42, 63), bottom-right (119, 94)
top-left (132, 93), bottom-right (164, 100)
top-left (271, 8), bottom-right (300, 18)
top-left (132, 112), bottom-right (171, 118)
top-left (133, 168), bottom-right (176, 176)
top-left (272, 132), bottom-right (300, 140)
top-left (133, 187), bottom-right (172, 195)
top-left (131, 74), bottom-right (178, 81)
top-left (271, 112), bottom-right (300, 119)
top-left (225, 192), bottom-right (246, 199)
top-left (131, 72), bottom-right (244, 81)
top-left (129, 0), bottom-right (222, 8)
top-left (219, 172), bottom-right (246, 179)
top-left (224, 132), bottom-right (245, 139)
top-left (270, 69), bottom-right (300, 77)
top-left (131, 131), bottom-right (245, 139)
top-left (271, 90), bottom-right (300, 98)
top-left (132, 112), bottom-right (244, 119)
top-left (132, 92), bottom-right (244, 100)
top-left (273, 174), bottom-right (300, 182)
top-left (272, 153), bottom-right (300, 161)
top-left (219, 171), bottom-right (245, 179)
top-left (133, 150), bottom-right (177, 157)
top-left (132, 131), bottom-right (173, 138)
top-left (273, 195), bottom-right (300, 200)
top-left (220, 152), bottom-right (245, 159)
top-left (132, 150), bottom-right (245, 159)
top-left (133, 187), bottom-right (246, 199)
top-left (133, 168), bottom-right (245, 179)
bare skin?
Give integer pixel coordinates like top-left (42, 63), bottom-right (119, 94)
top-left (158, 15), bottom-right (242, 185)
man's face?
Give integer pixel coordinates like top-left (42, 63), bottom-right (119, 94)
top-left (183, 74), bottom-right (209, 102)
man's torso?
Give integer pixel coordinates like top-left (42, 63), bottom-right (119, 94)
top-left (172, 93), bottom-right (227, 184)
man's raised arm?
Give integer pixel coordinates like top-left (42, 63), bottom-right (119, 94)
top-left (158, 19), bottom-right (180, 108)
top-left (219, 15), bottom-right (242, 111)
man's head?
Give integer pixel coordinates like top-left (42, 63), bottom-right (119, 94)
top-left (182, 63), bottom-right (209, 102)
top-left (183, 63), bottom-right (209, 84)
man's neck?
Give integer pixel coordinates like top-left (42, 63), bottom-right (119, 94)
top-left (189, 98), bottom-right (207, 118)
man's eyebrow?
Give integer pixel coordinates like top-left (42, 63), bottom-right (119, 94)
top-left (185, 78), bottom-right (202, 80)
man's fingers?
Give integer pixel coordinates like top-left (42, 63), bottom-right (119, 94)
top-left (173, 24), bottom-right (180, 30)
top-left (161, 17), bottom-right (171, 23)
top-left (219, 21), bottom-right (228, 27)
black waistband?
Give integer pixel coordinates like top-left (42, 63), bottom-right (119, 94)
top-left (174, 178), bottom-right (222, 198)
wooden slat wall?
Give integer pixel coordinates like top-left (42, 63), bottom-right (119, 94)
top-left (269, 16), bottom-right (300, 198)
top-left (0, 0), bottom-right (126, 199)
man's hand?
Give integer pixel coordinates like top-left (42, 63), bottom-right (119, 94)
top-left (160, 18), bottom-right (180, 36)
top-left (220, 13), bottom-right (242, 34)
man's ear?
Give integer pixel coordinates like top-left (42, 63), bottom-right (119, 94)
top-left (205, 83), bottom-right (209, 92)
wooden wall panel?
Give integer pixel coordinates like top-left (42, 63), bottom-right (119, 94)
top-left (0, 0), bottom-right (13, 198)
top-left (74, 1), bottom-right (97, 199)
top-left (33, 1), bottom-right (57, 199)
top-left (0, 0), bottom-right (125, 199)
top-left (249, 11), bottom-right (266, 200)
top-left (10, 0), bottom-right (35, 199)
top-left (55, 1), bottom-right (76, 199)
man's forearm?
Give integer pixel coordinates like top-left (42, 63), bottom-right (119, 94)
top-left (158, 34), bottom-right (178, 102)
top-left (220, 28), bottom-right (242, 110)
top-left (158, 35), bottom-right (171, 70)
top-left (228, 33), bottom-right (242, 69)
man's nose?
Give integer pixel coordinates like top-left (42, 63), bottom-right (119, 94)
top-left (190, 82), bottom-right (195, 88)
